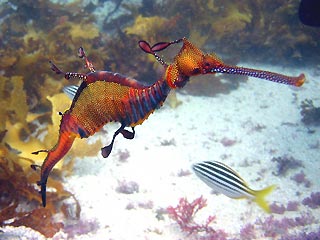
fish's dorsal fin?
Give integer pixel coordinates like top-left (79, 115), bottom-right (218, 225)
top-left (63, 85), bottom-right (79, 100)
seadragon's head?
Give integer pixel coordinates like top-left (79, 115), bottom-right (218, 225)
top-left (173, 38), bottom-right (224, 76)
top-left (139, 37), bottom-right (305, 88)
top-left (139, 37), bottom-right (224, 89)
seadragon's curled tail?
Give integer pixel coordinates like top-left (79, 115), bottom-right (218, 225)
top-left (31, 113), bottom-right (78, 206)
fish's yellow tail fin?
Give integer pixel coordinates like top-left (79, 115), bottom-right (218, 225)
top-left (254, 185), bottom-right (276, 213)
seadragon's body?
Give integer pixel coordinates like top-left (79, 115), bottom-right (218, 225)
top-left (32, 38), bottom-right (305, 207)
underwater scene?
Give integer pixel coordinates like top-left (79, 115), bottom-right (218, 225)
top-left (0, 0), bottom-right (320, 239)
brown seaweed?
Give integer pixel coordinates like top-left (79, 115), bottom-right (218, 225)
top-left (0, 138), bottom-right (80, 238)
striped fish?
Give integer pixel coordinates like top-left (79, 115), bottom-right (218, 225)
top-left (192, 160), bottom-right (275, 213)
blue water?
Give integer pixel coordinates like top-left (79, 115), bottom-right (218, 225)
top-left (0, 1), bottom-right (319, 239)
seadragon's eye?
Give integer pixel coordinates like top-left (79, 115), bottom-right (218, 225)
top-left (201, 54), bottom-right (223, 73)
top-left (199, 62), bottom-right (211, 74)
top-left (191, 67), bottom-right (201, 74)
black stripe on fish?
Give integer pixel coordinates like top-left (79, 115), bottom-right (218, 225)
top-left (192, 161), bottom-right (253, 198)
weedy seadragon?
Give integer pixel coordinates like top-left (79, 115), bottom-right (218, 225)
top-left (31, 38), bottom-right (305, 207)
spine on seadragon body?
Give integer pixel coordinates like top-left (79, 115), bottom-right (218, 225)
top-left (126, 79), bottom-right (172, 126)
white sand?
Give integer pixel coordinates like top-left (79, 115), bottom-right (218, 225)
top-left (61, 64), bottom-right (319, 239)
top-left (2, 64), bottom-right (319, 239)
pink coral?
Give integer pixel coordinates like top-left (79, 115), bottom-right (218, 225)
top-left (115, 180), bottom-right (139, 194)
top-left (270, 202), bottom-right (286, 214)
top-left (166, 196), bottom-right (227, 239)
top-left (291, 171), bottom-right (311, 188)
top-left (240, 223), bottom-right (256, 239)
top-left (302, 192), bottom-right (320, 209)
top-left (220, 137), bottom-right (237, 147)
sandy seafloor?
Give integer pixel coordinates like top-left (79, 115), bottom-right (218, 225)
top-left (2, 64), bottom-right (320, 239)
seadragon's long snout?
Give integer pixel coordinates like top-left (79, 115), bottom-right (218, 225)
top-left (204, 63), bottom-right (305, 87)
